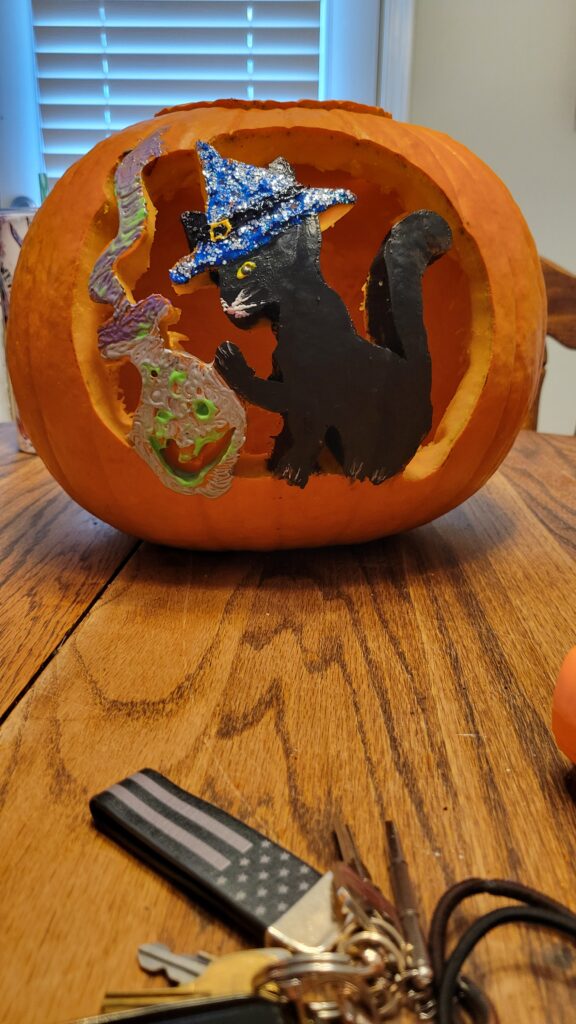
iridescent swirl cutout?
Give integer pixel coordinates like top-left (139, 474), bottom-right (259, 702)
top-left (89, 131), bottom-right (246, 498)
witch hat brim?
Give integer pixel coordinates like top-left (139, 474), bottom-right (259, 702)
top-left (169, 143), bottom-right (356, 287)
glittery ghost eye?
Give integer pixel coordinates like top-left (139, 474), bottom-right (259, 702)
top-left (237, 261), bottom-right (256, 280)
top-left (193, 397), bottom-right (217, 421)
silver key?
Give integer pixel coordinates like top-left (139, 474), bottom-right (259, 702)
top-left (103, 947), bottom-right (292, 1014)
top-left (137, 941), bottom-right (213, 984)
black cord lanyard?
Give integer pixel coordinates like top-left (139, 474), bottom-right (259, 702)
top-left (427, 879), bottom-right (576, 1023)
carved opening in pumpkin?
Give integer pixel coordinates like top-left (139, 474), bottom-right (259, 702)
top-left (87, 128), bottom-right (490, 480)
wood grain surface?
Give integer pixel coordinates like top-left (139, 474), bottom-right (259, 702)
top-left (0, 432), bottom-right (575, 1024)
top-left (0, 424), bottom-right (138, 718)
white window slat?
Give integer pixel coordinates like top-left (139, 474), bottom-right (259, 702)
top-left (31, 0), bottom-right (321, 190)
top-left (43, 127), bottom-right (113, 153)
top-left (41, 101), bottom-right (166, 129)
top-left (39, 61), bottom-right (318, 101)
top-left (37, 51), bottom-right (318, 80)
top-left (35, 27), bottom-right (319, 56)
top-left (33, 1), bottom-right (320, 29)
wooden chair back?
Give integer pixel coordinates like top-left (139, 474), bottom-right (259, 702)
top-left (524, 258), bottom-right (576, 430)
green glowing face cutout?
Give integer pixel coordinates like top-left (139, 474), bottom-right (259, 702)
top-left (131, 339), bottom-right (245, 495)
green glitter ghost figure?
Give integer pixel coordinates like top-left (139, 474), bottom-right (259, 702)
top-left (89, 131), bottom-right (246, 498)
top-left (128, 336), bottom-right (246, 496)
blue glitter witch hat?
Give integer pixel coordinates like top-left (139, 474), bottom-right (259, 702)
top-left (170, 142), bottom-right (356, 284)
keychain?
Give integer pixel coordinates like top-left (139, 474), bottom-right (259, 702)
top-left (81, 769), bottom-right (576, 1023)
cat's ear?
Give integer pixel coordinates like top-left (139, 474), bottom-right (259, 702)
top-left (297, 215), bottom-right (322, 263)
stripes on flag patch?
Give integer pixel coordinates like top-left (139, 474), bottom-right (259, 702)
top-left (90, 769), bottom-right (321, 938)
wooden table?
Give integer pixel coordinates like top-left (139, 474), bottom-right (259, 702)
top-left (1, 424), bottom-right (575, 1024)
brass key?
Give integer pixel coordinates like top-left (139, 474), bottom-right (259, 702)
top-left (102, 947), bottom-right (291, 1013)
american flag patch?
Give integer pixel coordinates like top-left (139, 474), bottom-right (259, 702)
top-left (90, 769), bottom-right (320, 938)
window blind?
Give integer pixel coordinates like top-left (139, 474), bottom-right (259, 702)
top-left (31, 0), bottom-right (322, 190)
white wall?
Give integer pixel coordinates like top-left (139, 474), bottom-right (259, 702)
top-left (410, 0), bottom-right (576, 434)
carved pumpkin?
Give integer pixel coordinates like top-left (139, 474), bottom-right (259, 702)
top-left (7, 100), bottom-right (545, 549)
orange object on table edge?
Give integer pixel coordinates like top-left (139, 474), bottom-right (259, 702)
top-left (552, 646), bottom-right (576, 763)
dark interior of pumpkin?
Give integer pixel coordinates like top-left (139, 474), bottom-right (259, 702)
top-left (116, 140), bottom-right (472, 466)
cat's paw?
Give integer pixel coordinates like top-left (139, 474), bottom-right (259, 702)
top-left (214, 342), bottom-right (253, 389)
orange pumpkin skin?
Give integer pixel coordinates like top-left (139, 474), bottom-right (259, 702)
top-left (552, 647), bottom-right (576, 763)
top-left (7, 100), bottom-right (545, 549)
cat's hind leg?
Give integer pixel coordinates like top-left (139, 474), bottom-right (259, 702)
top-left (269, 415), bottom-right (326, 488)
top-left (328, 422), bottom-right (401, 484)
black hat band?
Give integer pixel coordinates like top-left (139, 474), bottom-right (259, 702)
top-left (181, 183), bottom-right (304, 252)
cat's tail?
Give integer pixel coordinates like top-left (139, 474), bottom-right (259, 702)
top-left (364, 210), bottom-right (452, 362)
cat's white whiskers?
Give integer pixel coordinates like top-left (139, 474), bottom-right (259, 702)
top-left (220, 287), bottom-right (258, 319)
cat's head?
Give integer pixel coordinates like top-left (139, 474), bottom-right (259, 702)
top-left (213, 216), bottom-right (322, 329)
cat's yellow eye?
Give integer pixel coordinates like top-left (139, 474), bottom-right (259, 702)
top-left (237, 261), bottom-right (256, 280)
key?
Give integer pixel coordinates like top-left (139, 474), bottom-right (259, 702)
top-left (72, 993), bottom-right (292, 1023)
top-left (333, 819), bottom-right (404, 933)
top-left (332, 819), bottom-right (411, 1020)
top-left (385, 819), bottom-right (434, 992)
top-left (102, 947), bottom-right (292, 1013)
top-left (90, 769), bottom-right (342, 953)
top-left (333, 820), bottom-right (370, 878)
top-left (137, 942), bottom-right (213, 985)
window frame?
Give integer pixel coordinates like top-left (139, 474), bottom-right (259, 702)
top-left (0, 0), bottom-right (414, 207)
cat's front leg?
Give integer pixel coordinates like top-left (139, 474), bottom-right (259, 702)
top-left (215, 342), bottom-right (286, 413)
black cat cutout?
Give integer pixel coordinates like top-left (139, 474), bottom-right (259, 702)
top-left (213, 212), bottom-right (451, 486)
top-left (172, 143), bottom-right (452, 488)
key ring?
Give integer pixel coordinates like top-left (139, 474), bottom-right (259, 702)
top-left (255, 950), bottom-right (385, 1024)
